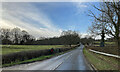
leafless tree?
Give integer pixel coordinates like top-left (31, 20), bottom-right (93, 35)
top-left (88, 14), bottom-right (108, 46)
top-left (60, 30), bottom-right (80, 47)
top-left (0, 28), bottom-right (12, 44)
top-left (88, 1), bottom-right (120, 48)
top-left (11, 27), bottom-right (22, 44)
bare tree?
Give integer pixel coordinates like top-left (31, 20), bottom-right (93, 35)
top-left (60, 30), bottom-right (80, 47)
top-left (0, 28), bottom-right (12, 44)
top-left (88, 14), bottom-right (108, 47)
top-left (0, 27), bottom-right (35, 45)
top-left (21, 30), bottom-right (35, 44)
top-left (88, 1), bottom-right (120, 48)
top-left (11, 27), bottom-right (22, 44)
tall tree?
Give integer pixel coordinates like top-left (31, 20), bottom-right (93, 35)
top-left (0, 28), bottom-right (12, 44)
top-left (88, 15), bottom-right (107, 47)
top-left (21, 30), bottom-right (35, 44)
top-left (60, 30), bottom-right (80, 47)
top-left (88, 1), bottom-right (120, 48)
top-left (11, 28), bottom-right (22, 44)
top-left (0, 27), bottom-right (35, 45)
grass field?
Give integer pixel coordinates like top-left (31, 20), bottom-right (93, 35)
top-left (94, 41), bottom-right (116, 46)
top-left (83, 48), bottom-right (119, 70)
top-left (2, 45), bottom-right (66, 55)
top-left (2, 45), bottom-right (76, 67)
top-left (94, 41), bottom-right (115, 44)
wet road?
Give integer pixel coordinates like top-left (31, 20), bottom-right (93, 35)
top-left (3, 45), bottom-right (92, 70)
top-left (56, 45), bottom-right (91, 70)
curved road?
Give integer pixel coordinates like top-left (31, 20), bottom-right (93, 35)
top-left (3, 45), bottom-right (92, 70)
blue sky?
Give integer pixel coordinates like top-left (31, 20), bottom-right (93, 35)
top-left (32, 2), bottom-right (96, 32)
top-left (1, 2), bottom-right (100, 38)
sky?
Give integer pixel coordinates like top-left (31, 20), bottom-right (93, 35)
top-left (1, 2), bottom-right (100, 38)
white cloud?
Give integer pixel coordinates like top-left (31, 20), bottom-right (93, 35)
top-left (74, 2), bottom-right (88, 15)
top-left (80, 33), bottom-right (87, 38)
top-left (80, 33), bottom-right (101, 39)
top-left (1, 3), bottom-right (62, 38)
top-left (81, 32), bottom-right (111, 40)
top-left (76, 2), bottom-right (88, 8)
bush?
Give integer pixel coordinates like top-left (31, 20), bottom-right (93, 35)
top-left (2, 49), bottom-right (51, 64)
top-left (2, 46), bottom-right (77, 64)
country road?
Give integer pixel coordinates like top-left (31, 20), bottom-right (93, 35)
top-left (3, 45), bottom-right (92, 71)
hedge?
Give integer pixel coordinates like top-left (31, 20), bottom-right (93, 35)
top-left (2, 46), bottom-right (77, 64)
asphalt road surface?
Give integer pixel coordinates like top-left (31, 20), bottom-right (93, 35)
top-left (3, 45), bottom-right (92, 70)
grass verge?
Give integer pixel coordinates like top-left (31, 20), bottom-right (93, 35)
top-left (2, 48), bottom-right (75, 67)
top-left (83, 48), bottom-right (119, 70)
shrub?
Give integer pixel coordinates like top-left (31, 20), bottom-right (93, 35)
top-left (2, 46), bottom-right (77, 64)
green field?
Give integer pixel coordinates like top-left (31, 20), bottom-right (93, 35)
top-left (94, 41), bottom-right (115, 45)
top-left (2, 45), bottom-right (65, 55)
top-left (94, 41), bottom-right (115, 44)
top-left (93, 41), bottom-right (116, 47)
top-left (2, 45), bottom-right (76, 67)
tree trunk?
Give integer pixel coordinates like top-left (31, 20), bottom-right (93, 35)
top-left (116, 12), bottom-right (120, 54)
top-left (100, 30), bottom-right (105, 47)
top-left (117, 11), bottom-right (120, 70)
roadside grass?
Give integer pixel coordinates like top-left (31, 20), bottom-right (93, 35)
top-left (83, 48), bottom-right (119, 70)
top-left (2, 45), bottom-right (65, 55)
top-left (2, 48), bottom-right (74, 67)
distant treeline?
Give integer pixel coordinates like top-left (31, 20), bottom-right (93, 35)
top-left (0, 28), bottom-right (35, 45)
top-left (33, 36), bottom-right (79, 45)
top-left (1, 27), bottom-right (114, 46)
top-left (0, 28), bottom-right (81, 46)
